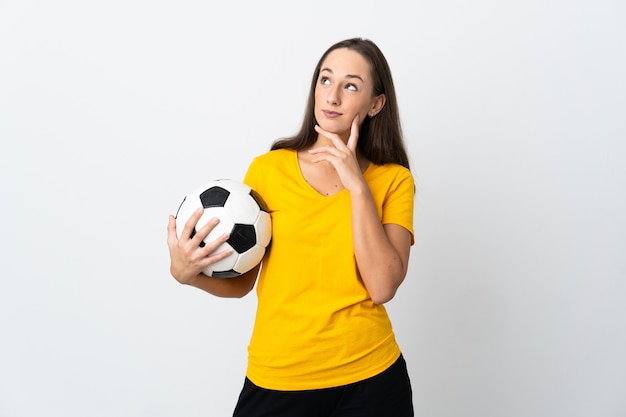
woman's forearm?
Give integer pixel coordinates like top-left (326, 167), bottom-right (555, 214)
top-left (349, 185), bottom-right (411, 304)
top-left (179, 264), bottom-right (260, 298)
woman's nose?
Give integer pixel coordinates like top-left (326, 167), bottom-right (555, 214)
top-left (327, 86), bottom-right (340, 105)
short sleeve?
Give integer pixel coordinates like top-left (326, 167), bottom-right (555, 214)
top-left (381, 168), bottom-right (415, 245)
top-left (243, 156), bottom-right (264, 195)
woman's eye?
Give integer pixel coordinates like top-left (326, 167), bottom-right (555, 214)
top-left (346, 83), bottom-right (357, 91)
top-left (320, 77), bottom-right (330, 85)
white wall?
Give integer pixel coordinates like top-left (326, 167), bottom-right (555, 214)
top-left (1, 1), bottom-right (624, 416)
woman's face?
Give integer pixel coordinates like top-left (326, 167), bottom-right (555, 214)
top-left (314, 48), bottom-right (385, 138)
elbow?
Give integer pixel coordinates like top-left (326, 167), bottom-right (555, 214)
top-left (368, 284), bottom-right (400, 305)
top-left (365, 271), bottom-right (406, 305)
top-left (234, 284), bottom-right (255, 298)
top-left (232, 265), bottom-right (260, 298)
top-left (370, 292), bottom-right (395, 305)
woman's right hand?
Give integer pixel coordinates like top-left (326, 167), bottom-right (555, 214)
top-left (166, 208), bottom-right (233, 285)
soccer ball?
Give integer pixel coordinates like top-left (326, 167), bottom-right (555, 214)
top-left (175, 179), bottom-right (272, 278)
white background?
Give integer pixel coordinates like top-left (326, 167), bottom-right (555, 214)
top-left (1, 1), bottom-right (625, 416)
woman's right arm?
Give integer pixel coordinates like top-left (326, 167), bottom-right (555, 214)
top-left (166, 210), bottom-right (258, 298)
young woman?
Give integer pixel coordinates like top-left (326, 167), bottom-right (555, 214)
top-left (167, 37), bottom-right (415, 417)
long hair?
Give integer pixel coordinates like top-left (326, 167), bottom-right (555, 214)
top-left (271, 38), bottom-right (410, 170)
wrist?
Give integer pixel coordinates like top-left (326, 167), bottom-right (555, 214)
top-left (348, 180), bottom-right (369, 197)
top-left (170, 263), bottom-right (202, 286)
top-left (184, 272), bottom-right (206, 286)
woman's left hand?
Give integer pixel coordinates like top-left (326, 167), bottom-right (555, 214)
top-left (310, 115), bottom-right (366, 193)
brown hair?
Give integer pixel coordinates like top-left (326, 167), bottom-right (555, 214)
top-left (270, 38), bottom-right (410, 169)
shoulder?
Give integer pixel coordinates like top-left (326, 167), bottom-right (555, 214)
top-left (245, 149), bottom-right (296, 188)
top-left (245, 149), bottom-right (295, 170)
top-left (250, 148), bottom-right (294, 167)
top-left (365, 163), bottom-right (415, 202)
top-left (366, 163), bottom-right (413, 184)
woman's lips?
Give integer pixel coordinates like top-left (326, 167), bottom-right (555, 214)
top-left (322, 110), bottom-right (342, 118)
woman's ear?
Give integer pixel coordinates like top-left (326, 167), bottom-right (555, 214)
top-left (368, 94), bottom-right (386, 118)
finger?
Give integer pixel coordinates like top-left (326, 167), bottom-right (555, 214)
top-left (202, 244), bottom-right (234, 264)
top-left (347, 114), bottom-right (360, 152)
top-left (194, 229), bottom-right (234, 265)
top-left (192, 215), bottom-right (220, 246)
top-left (187, 247), bottom-right (234, 277)
top-left (314, 125), bottom-right (345, 148)
top-left (166, 215), bottom-right (178, 247)
top-left (179, 207), bottom-right (204, 242)
top-left (308, 144), bottom-right (342, 157)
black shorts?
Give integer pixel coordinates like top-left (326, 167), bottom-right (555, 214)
top-left (232, 354), bottom-right (414, 417)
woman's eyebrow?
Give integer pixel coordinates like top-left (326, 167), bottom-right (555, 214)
top-left (320, 67), bottom-right (364, 82)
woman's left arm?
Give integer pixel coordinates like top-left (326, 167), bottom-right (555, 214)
top-left (311, 117), bottom-right (412, 304)
top-left (349, 187), bottom-right (412, 304)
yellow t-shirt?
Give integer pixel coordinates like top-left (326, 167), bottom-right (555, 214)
top-left (243, 148), bottom-right (414, 391)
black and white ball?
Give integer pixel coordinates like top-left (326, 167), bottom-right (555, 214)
top-left (175, 179), bottom-right (272, 278)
